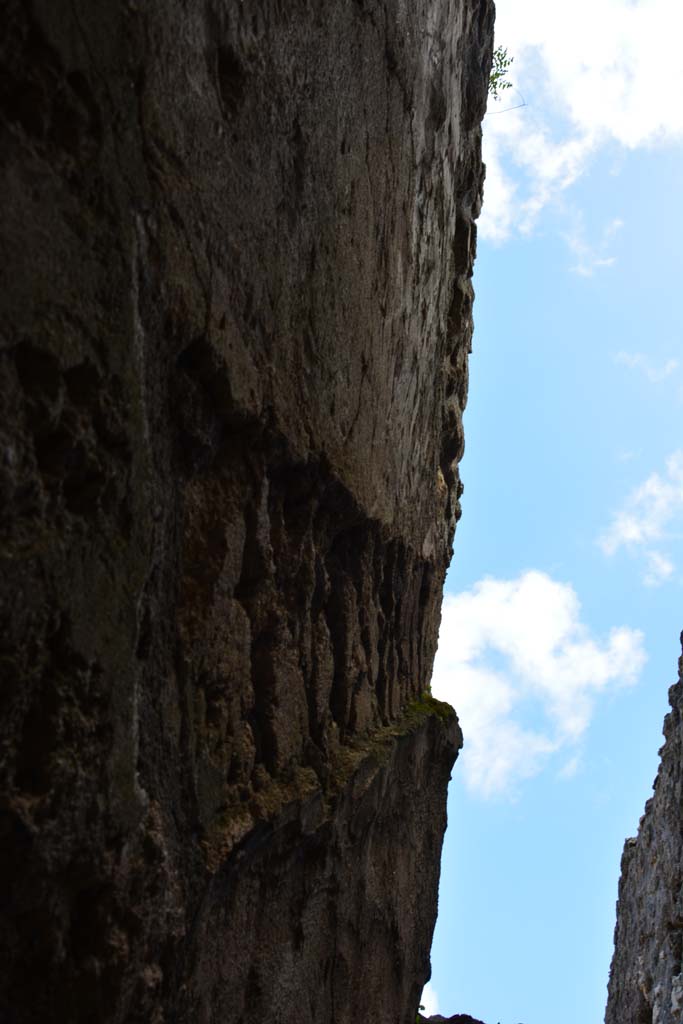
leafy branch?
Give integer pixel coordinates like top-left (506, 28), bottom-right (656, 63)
top-left (489, 45), bottom-right (514, 100)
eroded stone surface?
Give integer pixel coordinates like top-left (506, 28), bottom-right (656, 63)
top-left (606, 636), bottom-right (683, 1024)
top-left (0, 0), bottom-right (493, 1020)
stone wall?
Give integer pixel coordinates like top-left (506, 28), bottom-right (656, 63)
top-left (0, 1), bottom-right (494, 1021)
top-left (606, 636), bottom-right (683, 1024)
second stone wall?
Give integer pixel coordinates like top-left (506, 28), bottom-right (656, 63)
top-left (606, 637), bottom-right (683, 1024)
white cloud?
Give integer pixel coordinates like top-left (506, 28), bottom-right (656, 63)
top-left (615, 351), bottom-right (680, 382)
top-left (565, 216), bottom-right (623, 276)
top-left (480, 110), bottom-right (594, 241)
top-left (643, 550), bottom-right (675, 587)
top-left (618, 449), bottom-right (641, 463)
top-left (420, 982), bottom-right (440, 1017)
top-left (431, 571), bottom-right (646, 798)
top-left (480, 0), bottom-right (683, 240)
top-left (599, 450), bottom-right (683, 559)
top-left (558, 753), bottom-right (582, 780)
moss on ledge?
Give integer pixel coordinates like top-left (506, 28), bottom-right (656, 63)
top-left (201, 692), bottom-right (460, 871)
top-left (405, 691), bottom-right (458, 726)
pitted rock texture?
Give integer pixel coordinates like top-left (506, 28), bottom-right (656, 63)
top-left (0, 0), bottom-right (493, 1021)
top-left (606, 636), bottom-right (683, 1024)
top-left (188, 705), bottom-right (461, 1024)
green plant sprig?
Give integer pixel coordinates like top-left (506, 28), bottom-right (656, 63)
top-left (489, 45), bottom-right (514, 100)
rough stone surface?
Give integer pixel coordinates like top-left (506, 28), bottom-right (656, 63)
top-left (606, 636), bottom-right (683, 1024)
top-left (0, 0), bottom-right (493, 1021)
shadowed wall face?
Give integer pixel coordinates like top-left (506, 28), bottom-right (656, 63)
top-left (0, 1), bottom-right (493, 1021)
top-left (606, 639), bottom-right (683, 1024)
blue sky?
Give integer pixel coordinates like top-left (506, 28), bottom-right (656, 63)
top-left (424, 2), bottom-right (683, 1021)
